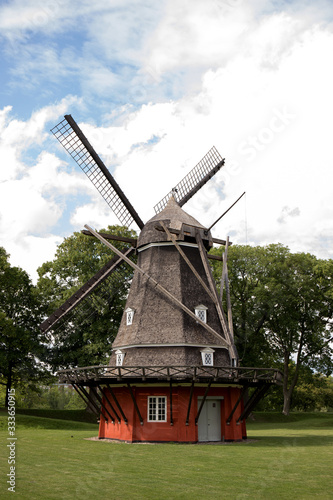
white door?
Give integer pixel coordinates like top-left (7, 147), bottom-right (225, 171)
top-left (197, 399), bottom-right (221, 442)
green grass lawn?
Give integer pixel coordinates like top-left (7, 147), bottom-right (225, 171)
top-left (0, 410), bottom-right (332, 499)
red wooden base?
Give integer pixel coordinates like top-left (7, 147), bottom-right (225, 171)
top-left (98, 385), bottom-right (247, 442)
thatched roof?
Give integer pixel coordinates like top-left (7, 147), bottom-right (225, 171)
top-left (138, 195), bottom-right (211, 248)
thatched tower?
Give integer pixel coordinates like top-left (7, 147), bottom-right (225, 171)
top-left (109, 196), bottom-right (231, 369)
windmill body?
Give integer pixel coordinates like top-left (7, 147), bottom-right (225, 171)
top-left (44, 115), bottom-right (282, 443)
top-left (110, 196), bottom-right (231, 368)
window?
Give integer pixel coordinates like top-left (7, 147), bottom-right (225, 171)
top-left (195, 304), bottom-right (208, 323)
top-left (148, 396), bottom-right (167, 422)
top-left (126, 307), bottom-right (134, 326)
top-left (115, 350), bottom-right (125, 366)
top-left (204, 352), bottom-right (213, 366)
top-left (200, 347), bottom-right (215, 366)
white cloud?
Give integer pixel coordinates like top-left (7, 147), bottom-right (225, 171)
top-left (1, 0), bottom-right (333, 284)
top-left (0, 97), bottom-right (94, 281)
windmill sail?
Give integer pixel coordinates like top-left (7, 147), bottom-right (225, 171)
top-left (40, 247), bottom-right (135, 333)
top-left (153, 146), bottom-right (225, 214)
top-left (51, 115), bottom-right (144, 229)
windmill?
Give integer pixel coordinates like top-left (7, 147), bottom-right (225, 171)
top-left (41, 115), bottom-right (282, 442)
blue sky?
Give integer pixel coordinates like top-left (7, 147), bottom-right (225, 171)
top-left (0, 0), bottom-right (333, 282)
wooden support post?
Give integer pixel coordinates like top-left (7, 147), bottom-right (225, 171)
top-left (90, 386), bottom-right (115, 424)
top-left (97, 384), bottom-right (120, 423)
top-left (170, 380), bottom-right (173, 426)
top-left (195, 379), bottom-right (213, 425)
top-left (72, 384), bottom-right (99, 418)
top-left (226, 386), bottom-right (247, 425)
top-left (225, 264), bottom-right (235, 341)
top-left (159, 221), bottom-right (216, 302)
top-left (127, 384), bottom-right (144, 425)
top-left (196, 231), bottom-right (232, 342)
top-left (106, 384), bottom-right (128, 424)
top-left (196, 230), bottom-right (238, 361)
top-left (237, 384), bottom-right (270, 423)
top-left (78, 385), bottom-right (107, 421)
top-left (186, 380), bottom-right (195, 426)
top-left (220, 236), bottom-right (229, 303)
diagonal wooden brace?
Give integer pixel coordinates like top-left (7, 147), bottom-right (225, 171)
top-left (159, 221), bottom-right (216, 302)
top-left (85, 224), bottom-right (230, 346)
top-left (195, 230), bottom-right (235, 352)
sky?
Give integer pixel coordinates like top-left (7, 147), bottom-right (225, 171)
top-left (0, 0), bottom-right (333, 283)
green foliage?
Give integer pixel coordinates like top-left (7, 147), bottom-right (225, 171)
top-left (210, 243), bottom-right (333, 414)
top-left (37, 226), bottom-right (137, 370)
top-left (0, 379), bottom-right (85, 410)
top-left (12, 384), bottom-right (85, 410)
top-left (0, 247), bottom-right (47, 405)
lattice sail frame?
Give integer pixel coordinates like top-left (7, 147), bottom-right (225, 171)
top-left (154, 146), bottom-right (225, 214)
top-left (51, 115), bottom-right (144, 229)
top-left (41, 254), bottom-right (136, 343)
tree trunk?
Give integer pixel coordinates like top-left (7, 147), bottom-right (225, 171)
top-left (282, 389), bottom-right (292, 416)
top-left (282, 347), bottom-right (302, 416)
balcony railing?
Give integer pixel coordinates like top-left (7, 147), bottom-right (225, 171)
top-left (58, 365), bottom-right (283, 386)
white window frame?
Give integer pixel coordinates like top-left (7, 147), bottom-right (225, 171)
top-left (195, 304), bottom-right (208, 323)
top-left (147, 396), bottom-right (167, 422)
top-left (125, 307), bottom-right (134, 326)
top-left (200, 347), bottom-right (215, 366)
top-left (115, 349), bottom-right (125, 366)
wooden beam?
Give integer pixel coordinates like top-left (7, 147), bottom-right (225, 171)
top-left (159, 221), bottom-right (216, 302)
top-left (196, 230), bottom-right (230, 341)
top-left (220, 236), bottom-right (229, 303)
top-left (72, 384), bottom-right (99, 418)
top-left (207, 253), bottom-right (223, 262)
top-left (97, 384), bottom-right (120, 423)
top-left (237, 384), bottom-right (270, 423)
top-left (186, 380), bottom-right (195, 426)
top-left (106, 384), bottom-right (128, 424)
top-left (226, 386), bottom-right (247, 425)
top-left (81, 229), bottom-right (137, 247)
top-left (127, 383), bottom-right (143, 425)
top-left (77, 385), bottom-right (107, 421)
top-left (207, 191), bottom-right (246, 232)
top-left (154, 224), bottom-right (229, 246)
top-left (196, 230), bottom-right (238, 360)
top-left (170, 380), bottom-right (173, 426)
top-left (225, 264), bottom-right (235, 341)
top-left (195, 379), bottom-right (213, 425)
top-left (40, 246), bottom-right (135, 333)
top-left (90, 386), bottom-right (116, 423)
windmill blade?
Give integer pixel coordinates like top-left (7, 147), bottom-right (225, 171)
top-left (51, 115), bottom-right (144, 229)
top-left (40, 247), bottom-right (135, 333)
top-left (153, 146), bottom-right (225, 214)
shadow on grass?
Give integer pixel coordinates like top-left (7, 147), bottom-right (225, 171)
top-left (247, 434), bottom-right (333, 447)
top-left (0, 413), bottom-right (98, 431)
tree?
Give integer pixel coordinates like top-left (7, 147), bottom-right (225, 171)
top-left (0, 248), bottom-right (47, 407)
top-left (211, 243), bottom-right (333, 414)
top-left (37, 226), bottom-right (136, 371)
top-left (260, 247), bottom-right (333, 414)
top-left (211, 244), bottom-right (273, 367)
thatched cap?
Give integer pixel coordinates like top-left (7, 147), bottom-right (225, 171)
top-left (138, 195), bottom-right (211, 248)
